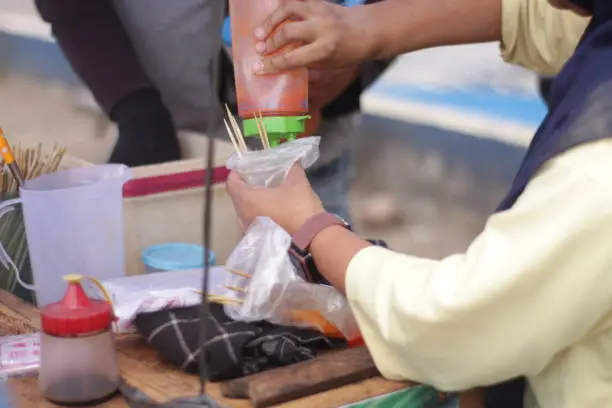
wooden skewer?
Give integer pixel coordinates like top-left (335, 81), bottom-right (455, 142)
top-left (224, 118), bottom-right (243, 156)
top-left (229, 110), bottom-right (246, 141)
top-left (228, 269), bottom-right (252, 279)
top-left (192, 290), bottom-right (244, 303)
top-left (207, 297), bottom-right (243, 306)
top-left (225, 285), bottom-right (247, 294)
top-left (224, 105), bottom-right (240, 136)
top-left (225, 105), bottom-right (248, 152)
top-left (254, 113), bottom-right (267, 149)
top-left (35, 143), bottom-right (42, 168)
top-left (257, 113), bottom-right (270, 148)
top-left (255, 120), bottom-right (264, 148)
top-left (233, 120), bottom-right (248, 152)
top-left (24, 149), bottom-right (31, 180)
top-left (214, 300), bottom-right (240, 306)
top-left (51, 148), bottom-right (65, 173)
top-left (209, 295), bottom-right (244, 304)
top-left (31, 160), bottom-right (44, 180)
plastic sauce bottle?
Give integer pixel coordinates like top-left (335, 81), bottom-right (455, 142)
top-left (39, 274), bottom-right (119, 406)
top-left (229, 0), bottom-right (309, 146)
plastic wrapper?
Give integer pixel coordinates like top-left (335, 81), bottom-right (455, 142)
top-left (223, 217), bottom-right (360, 340)
top-left (0, 333), bottom-right (40, 378)
top-left (84, 268), bottom-right (227, 334)
top-left (226, 137), bottom-right (320, 187)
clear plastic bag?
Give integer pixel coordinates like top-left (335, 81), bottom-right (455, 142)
top-left (223, 217), bottom-right (360, 340)
top-left (225, 136), bottom-right (320, 187)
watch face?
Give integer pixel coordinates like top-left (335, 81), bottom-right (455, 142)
top-left (288, 245), bottom-right (327, 284)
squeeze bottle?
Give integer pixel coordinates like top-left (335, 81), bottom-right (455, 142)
top-left (229, 0), bottom-right (309, 146)
top-left (39, 275), bottom-right (119, 406)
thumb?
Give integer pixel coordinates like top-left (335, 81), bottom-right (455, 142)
top-left (285, 164), bottom-right (309, 184)
top-left (226, 170), bottom-right (247, 196)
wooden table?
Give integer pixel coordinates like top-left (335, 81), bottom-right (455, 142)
top-left (0, 292), bottom-right (483, 407)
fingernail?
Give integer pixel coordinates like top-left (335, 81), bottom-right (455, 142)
top-left (253, 60), bottom-right (264, 74)
top-left (254, 27), bottom-right (265, 39)
top-left (255, 42), bottom-right (266, 54)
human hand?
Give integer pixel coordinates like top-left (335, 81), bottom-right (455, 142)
top-left (253, 0), bottom-right (373, 74)
top-left (309, 67), bottom-right (358, 109)
top-left (226, 165), bottom-right (325, 235)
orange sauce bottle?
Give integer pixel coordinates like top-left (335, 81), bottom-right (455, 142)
top-left (229, 0), bottom-right (310, 146)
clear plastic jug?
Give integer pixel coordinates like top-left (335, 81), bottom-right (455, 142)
top-left (0, 164), bottom-right (132, 307)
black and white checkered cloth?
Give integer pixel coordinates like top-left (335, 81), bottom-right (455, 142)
top-left (134, 303), bottom-right (346, 381)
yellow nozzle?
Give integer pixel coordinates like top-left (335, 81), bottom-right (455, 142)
top-left (63, 274), bottom-right (84, 283)
top-left (63, 274), bottom-right (113, 305)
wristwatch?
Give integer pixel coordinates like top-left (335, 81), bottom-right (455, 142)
top-left (289, 212), bottom-right (351, 283)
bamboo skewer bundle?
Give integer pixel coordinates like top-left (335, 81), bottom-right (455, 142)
top-left (0, 143), bottom-right (66, 194)
top-left (219, 109), bottom-right (271, 306)
top-left (0, 141), bottom-right (66, 295)
top-left (223, 105), bottom-right (271, 155)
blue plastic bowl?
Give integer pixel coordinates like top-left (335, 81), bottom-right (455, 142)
top-left (141, 243), bottom-right (216, 273)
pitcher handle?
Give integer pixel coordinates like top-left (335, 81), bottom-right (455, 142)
top-left (0, 198), bottom-right (35, 292)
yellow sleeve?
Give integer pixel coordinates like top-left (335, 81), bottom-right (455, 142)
top-left (501, 0), bottom-right (590, 75)
top-left (345, 140), bottom-right (612, 391)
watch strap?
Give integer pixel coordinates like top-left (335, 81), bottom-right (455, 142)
top-left (292, 212), bottom-right (348, 251)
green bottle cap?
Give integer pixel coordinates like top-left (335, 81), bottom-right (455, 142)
top-left (243, 115), bottom-right (310, 147)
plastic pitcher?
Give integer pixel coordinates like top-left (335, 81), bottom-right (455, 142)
top-left (0, 164), bottom-right (132, 307)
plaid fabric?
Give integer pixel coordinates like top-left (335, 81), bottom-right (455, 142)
top-left (134, 303), bottom-right (346, 381)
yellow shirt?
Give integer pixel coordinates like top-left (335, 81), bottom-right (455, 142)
top-left (346, 139), bottom-right (612, 408)
top-left (501, 0), bottom-right (590, 75)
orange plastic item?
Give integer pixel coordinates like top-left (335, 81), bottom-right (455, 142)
top-left (229, 0), bottom-right (309, 119)
top-left (0, 128), bottom-right (15, 164)
top-left (290, 310), bottom-right (345, 339)
top-left (348, 336), bottom-right (365, 348)
top-left (290, 310), bottom-right (365, 347)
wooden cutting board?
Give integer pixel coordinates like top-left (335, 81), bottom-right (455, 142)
top-left (220, 347), bottom-right (385, 407)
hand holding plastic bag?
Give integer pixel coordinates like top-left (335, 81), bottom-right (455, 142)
top-left (224, 137), bottom-right (359, 340)
top-left (226, 137), bottom-right (320, 188)
top-left (223, 217), bottom-right (360, 340)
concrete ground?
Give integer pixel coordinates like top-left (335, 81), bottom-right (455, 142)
top-left (1, 71), bottom-right (526, 262)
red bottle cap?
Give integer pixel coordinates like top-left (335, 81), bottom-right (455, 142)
top-left (41, 275), bottom-right (113, 337)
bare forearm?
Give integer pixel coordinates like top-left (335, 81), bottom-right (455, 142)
top-left (308, 226), bottom-right (371, 294)
top-left (358, 0), bottom-right (502, 60)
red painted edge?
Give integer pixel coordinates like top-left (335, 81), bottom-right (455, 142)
top-left (122, 166), bottom-right (230, 198)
